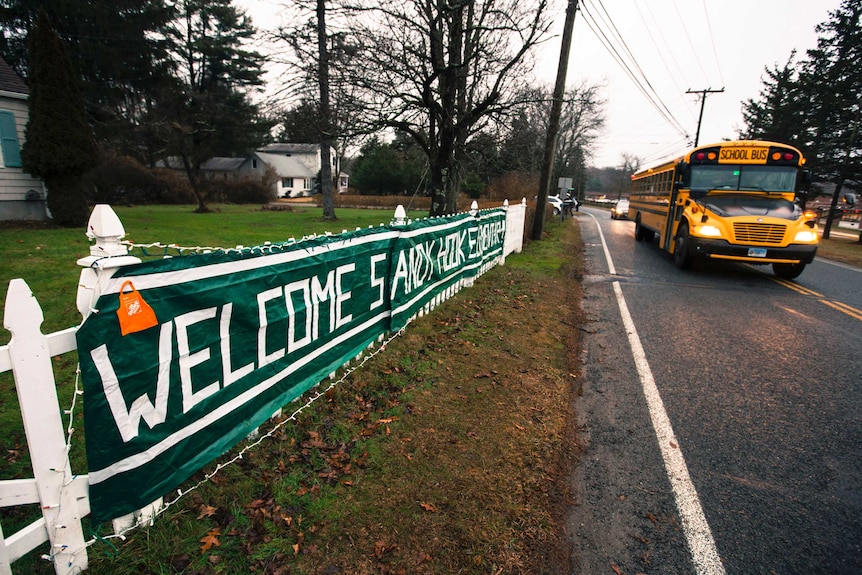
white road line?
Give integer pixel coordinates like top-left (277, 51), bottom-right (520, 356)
top-left (587, 213), bottom-right (726, 574)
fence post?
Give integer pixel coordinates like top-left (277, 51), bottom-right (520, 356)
top-left (74, 205), bottom-right (164, 534)
top-left (3, 280), bottom-right (87, 574)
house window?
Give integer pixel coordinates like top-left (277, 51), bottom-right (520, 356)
top-left (252, 159), bottom-right (258, 169)
top-left (281, 177), bottom-right (294, 188)
top-left (0, 111), bottom-right (22, 168)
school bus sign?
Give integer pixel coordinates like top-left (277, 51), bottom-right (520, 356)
top-left (718, 146), bottom-right (769, 164)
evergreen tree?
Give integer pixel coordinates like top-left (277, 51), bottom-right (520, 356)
top-left (739, 54), bottom-right (804, 146)
top-left (153, 0), bottom-right (270, 212)
top-left (739, 0), bottom-right (862, 239)
top-left (0, 0), bottom-right (174, 151)
top-left (276, 100), bottom-right (323, 144)
top-left (797, 0), bottom-right (862, 183)
top-left (350, 137), bottom-right (423, 196)
top-left (21, 9), bottom-right (96, 227)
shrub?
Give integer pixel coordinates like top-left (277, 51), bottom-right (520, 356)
top-left (84, 154), bottom-right (197, 205)
top-left (486, 171), bottom-right (538, 202)
top-left (206, 169), bottom-right (278, 205)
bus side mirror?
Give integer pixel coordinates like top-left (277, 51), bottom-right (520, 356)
top-left (799, 169), bottom-right (812, 187)
top-left (675, 161), bottom-right (690, 187)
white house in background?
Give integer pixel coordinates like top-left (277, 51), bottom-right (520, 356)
top-left (244, 143), bottom-right (349, 198)
top-left (0, 57), bottom-right (47, 221)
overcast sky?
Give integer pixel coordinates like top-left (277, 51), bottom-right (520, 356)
top-left (241, 0), bottom-right (843, 169)
top-left (542, 0), bottom-right (843, 168)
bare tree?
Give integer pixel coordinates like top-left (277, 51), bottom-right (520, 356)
top-left (497, 82), bottom-right (605, 189)
top-left (339, 0), bottom-right (553, 216)
top-left (271, 1), bottom-right (368, 220)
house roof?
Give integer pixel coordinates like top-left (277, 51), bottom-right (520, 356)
top-left (255, 152), bottom-right (315, 178)
top-left (259, 143), bottom-right (321, 155)
top-left (156, 156), bottom-right (246, 171)
top-left (0, 57), bottom-right (28, 96)
top-left (202, 157), bottom-right (245, 171)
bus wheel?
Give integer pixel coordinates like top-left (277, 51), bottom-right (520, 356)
top-left (773, 262), bottom-right (806, 279)
top-left (673, 222), bottom-right (695, 270)
top-left (635, 217), bottom-right (648, 241)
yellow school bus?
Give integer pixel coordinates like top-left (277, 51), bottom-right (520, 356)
top-left (628, 140), bottom-right (819, 279)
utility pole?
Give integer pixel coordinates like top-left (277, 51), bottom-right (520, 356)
top-left (686, 88), bottom-right (724, 147)
top-left (532, 0), bottom-right (579, 241)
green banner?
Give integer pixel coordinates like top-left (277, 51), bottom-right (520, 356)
top-left (389, 210), bottom-right (506, 329)
top-left (77, 209), bottom-right (507, 521)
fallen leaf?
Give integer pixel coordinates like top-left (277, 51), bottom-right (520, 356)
top-left (374, 540), bottom-right (397, 558)
top-left (199, 528), bottom-right (221, 553)
top-left (197, 504), bottom-right (217, 520)
top-left (611, 563), bottom-right (623, 575)
top-left (419, 502), bottom-right (438, 512)
top-left (514, 423), bottom-right (526, 431)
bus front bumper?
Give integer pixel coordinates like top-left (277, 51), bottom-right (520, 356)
top-left (689, 238), bottom-right (818, 264)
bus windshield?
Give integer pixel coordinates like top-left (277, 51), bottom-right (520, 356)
top-left (690, 165), bottom-right (797, 192)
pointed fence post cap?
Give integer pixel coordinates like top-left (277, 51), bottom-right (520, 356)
top-left (86, 205), bottom-right (129, 257)
top-left (392, 205), bottom-right (408, 226)
top-left (87, 204), bottom-right (125, 240)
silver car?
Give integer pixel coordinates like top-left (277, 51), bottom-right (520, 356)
top-left (611, 199), bottom-right (629, 219)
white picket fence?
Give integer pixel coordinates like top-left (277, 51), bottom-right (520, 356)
top-left (0, 199), bottom-right (527, 574)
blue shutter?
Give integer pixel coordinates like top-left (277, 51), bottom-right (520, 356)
top-left (0, 111), bottom-right (23, 168)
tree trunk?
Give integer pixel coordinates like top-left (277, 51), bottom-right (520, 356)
top-left (318, 0), bottom-right (337, 221)
top-left (45, 175), bottom-right (89, 227)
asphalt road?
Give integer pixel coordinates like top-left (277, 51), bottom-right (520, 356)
top-left (568, 207), bottom-right (862, 575)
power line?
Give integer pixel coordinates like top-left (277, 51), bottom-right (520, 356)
top-left (700, 0), bottom-right (725, 88)
top-left (580, 0), bottom-right (690, 140)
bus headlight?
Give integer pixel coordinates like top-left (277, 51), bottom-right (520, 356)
top-left (694, 224), bottom-right (722, 237)
top-left (793, 230), bottom-right (818, 242)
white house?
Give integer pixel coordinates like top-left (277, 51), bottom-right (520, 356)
top-left (243, 143), bottom-right (349, 198)
top-left (0, 57), bottom-right (47, 221)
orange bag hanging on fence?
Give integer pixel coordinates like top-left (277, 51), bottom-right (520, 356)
top-left (116, 280), bottom-right (159, 336)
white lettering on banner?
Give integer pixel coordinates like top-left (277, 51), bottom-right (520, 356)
top-left (285, 279), bottom-right (313, 351)
top-left (220, 302), bottom-right (253, 386)
top-left (287, 263), bottom-right (356, 351)
top-left (90, 322), bottom-right (173, 443)
top-left (391, 243), bottom-right (434, 298)
top-left (176, 307), bottom-right (221, 413)
top-left (257, 287), bottom-right (285, 368)
top-left (370, 253), bottom-right (387, 310)
top-left (335, 263), bottom-right (356, 330)
top-left (469, 220), bottom-right (506, 259)
top-left (91, 262), bottom-right (363, 442)
top-left (437, 231), bottom-right (465, 272)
